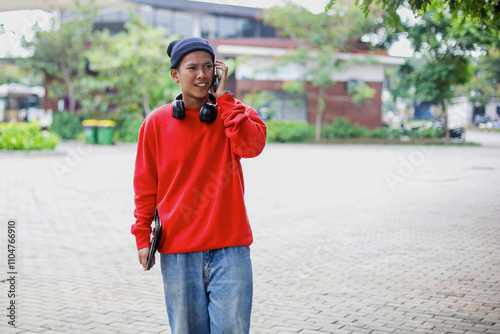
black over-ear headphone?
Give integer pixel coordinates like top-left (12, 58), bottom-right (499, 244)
top-left (172, 92), bottom-right (218, 123)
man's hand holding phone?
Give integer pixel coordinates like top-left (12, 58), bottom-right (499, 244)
top-left (212, 60), bottom-right (228, 99)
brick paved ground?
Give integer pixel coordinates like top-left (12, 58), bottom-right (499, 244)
top-left (1, 130), bottom-right (499, 334)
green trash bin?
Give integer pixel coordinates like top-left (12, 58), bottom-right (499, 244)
top-left (82, 119), bottom-right (99, 144)
top-left (97, 120), bottom-right (116, 145)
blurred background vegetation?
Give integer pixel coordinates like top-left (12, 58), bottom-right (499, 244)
top-left (0, 0), bottom-right (499, 149)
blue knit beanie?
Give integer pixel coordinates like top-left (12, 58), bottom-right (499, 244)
top-left (167, 37), bottom-right (215, 69)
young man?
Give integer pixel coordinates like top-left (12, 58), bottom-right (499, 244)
top-left (131, 37), bottom-right (266, 333)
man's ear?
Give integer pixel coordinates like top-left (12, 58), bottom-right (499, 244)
top-left (170, 68), bottom-right (180, 84)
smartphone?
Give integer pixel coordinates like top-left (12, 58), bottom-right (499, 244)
top-left (213, 64), bottom-right (219, 93)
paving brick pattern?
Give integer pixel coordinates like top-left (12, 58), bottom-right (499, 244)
top-left (1, 130), bottom-right (499, 333)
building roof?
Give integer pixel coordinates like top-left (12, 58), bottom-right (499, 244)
top-left (212, 38), bottom-right (407, 66)
top-left (0, 83), bottom-right (45, 97)
top-left (0, 0), bottom-right (263, 18)
top-left (0, 0), bottom-right (124, 12)
top-left (131, 0), bottom-right (263, 18)
top-left (211, 38), bottom-right (299, 49)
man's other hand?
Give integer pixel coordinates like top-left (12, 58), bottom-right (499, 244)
top-left (138, 247), bottom-right (153, 271)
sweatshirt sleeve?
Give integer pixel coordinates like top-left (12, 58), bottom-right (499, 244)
top-left (131, 117), bottom-right (158, 250)
top-left (218, 93), bottom-right (267, 158)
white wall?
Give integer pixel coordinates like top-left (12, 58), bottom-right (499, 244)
top-left (218, 44), bottom-right (405, 83)
top-left (448, 97), bottom-right (472, 127)
top-left (485, 101), bottom-right (500, 120)
top-left (448, 97), bottom-right (500, 126)
top-left (236, 56), bottom-right (386, 82)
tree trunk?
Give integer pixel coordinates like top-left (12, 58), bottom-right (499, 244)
top-left (142, 92), bottom-right (151, 118)
top-left (60, 62), bottom-right (76, 114)
top-left (441, 100), bottom-right (450, 142)
top-left (315, 87), bottom-right (326, 142)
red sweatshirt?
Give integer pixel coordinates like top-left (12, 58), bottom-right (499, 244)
top-left (132, 94), bottom-right (266, 254)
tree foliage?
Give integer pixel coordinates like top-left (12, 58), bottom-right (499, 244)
top-left (347, 80), bottom-right (377, 105)
top-left (267, 0), bottom-right (386, 51)
top-left (408, 5), bottom-right (476, 101)
top-left (457, 47), bottom-right (500, 103)
top-left (326, 0), bottom-right (500, 38)
top-left (388, 4), bottom-right (479, 139)
top-left (19, 5), bottom-right (96, 113)
top-left (81, 14), bottom-right (178, 118)
top-left (265, 0), bottom-right (386, 141)
top-left (0, 62), bottom-right (41, 86)
top-left (16, 6), bottom-right (182, 142)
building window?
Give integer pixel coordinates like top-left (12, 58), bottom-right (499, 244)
top-left (96, 7), bottom-right (130, 23)
top-left (219, 16), bottom-right (238, 38)
top-left (221, 17), bottom-right (258, 38)
top-left (94, 7), bottom-right (129, 33)
top-left (270, 90), bottom-right (308, 121)
top-left (201, 15), bottom-right (273, 39)
top-left (92, 6), bottom-right (275, 39)
top-left (155, 8), bottom-right (172, 34)
top-left (201, 15), bottom-right (217, 39)
top-left (258, 21), bottom-right (276, 37)
top-left (173, 11), bottom-right (193, 37)
top-left (246, 90), bottom-right (307, 121)
top-left (135, 6), bottom-right (154, 25)
top-left (241, 18), bottom-right (257, 37)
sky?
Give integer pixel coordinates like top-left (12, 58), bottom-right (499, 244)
top-left (0, 9), bottom-right (52, 58)
top-left (0, 0), bottom-right (412, 58)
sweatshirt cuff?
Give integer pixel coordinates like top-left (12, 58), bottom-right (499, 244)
top-left (216, 92), bottom-right (236, 104)
top-left (131, 224), bottom-right (151, 250)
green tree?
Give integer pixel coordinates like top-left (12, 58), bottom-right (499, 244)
top-left (326, 0), bottom-right (500, 37)
top-left (265, 0), bottom-right (386, 141)
top-left (388, 4), bottom-right (477, 140)
top-left (457, 47), bottom-right (500, 104)
top-left (82, 14), bottom-right (177, 118)
top-left (385, 64), bottom-right (416, 123)
top-left (19, 4), bottom-right (96, 113)
top-left (0, 61), bottom-right (40, 86)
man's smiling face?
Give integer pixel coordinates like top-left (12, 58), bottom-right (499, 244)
top-left (171, 50), bottom-right (214, 109)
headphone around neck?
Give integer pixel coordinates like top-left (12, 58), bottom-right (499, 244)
top-left (172, 92), bottom-right (218, 123)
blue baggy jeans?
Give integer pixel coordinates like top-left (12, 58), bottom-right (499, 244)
top-left (160, 246), bottom-right (253, 334)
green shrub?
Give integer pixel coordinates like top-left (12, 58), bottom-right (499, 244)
top-left (265, 119), bottom-right (447, 143)
top-left (369, 127), bottom-right (390, 139)
top-left (321, 117), bottom-right (372, 139)
top-left (75, 132), bottom-right (86, 141)
top-left (387, 128), bottom-right (403, 139)
top-left (266, 121), bottom-right (314, 143)
top-left (348, 124), bottom-right (371, 138)
top-left (51, 111), bottom-right (84, 140)
top-left (118, 115), bottom-right (144, 143)
top-left (322, 117), bottom-right (350, 139)
top-left (418, 128), bottom-right (445, 139)
top-left (0, 122), bottom-right (61, 150)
